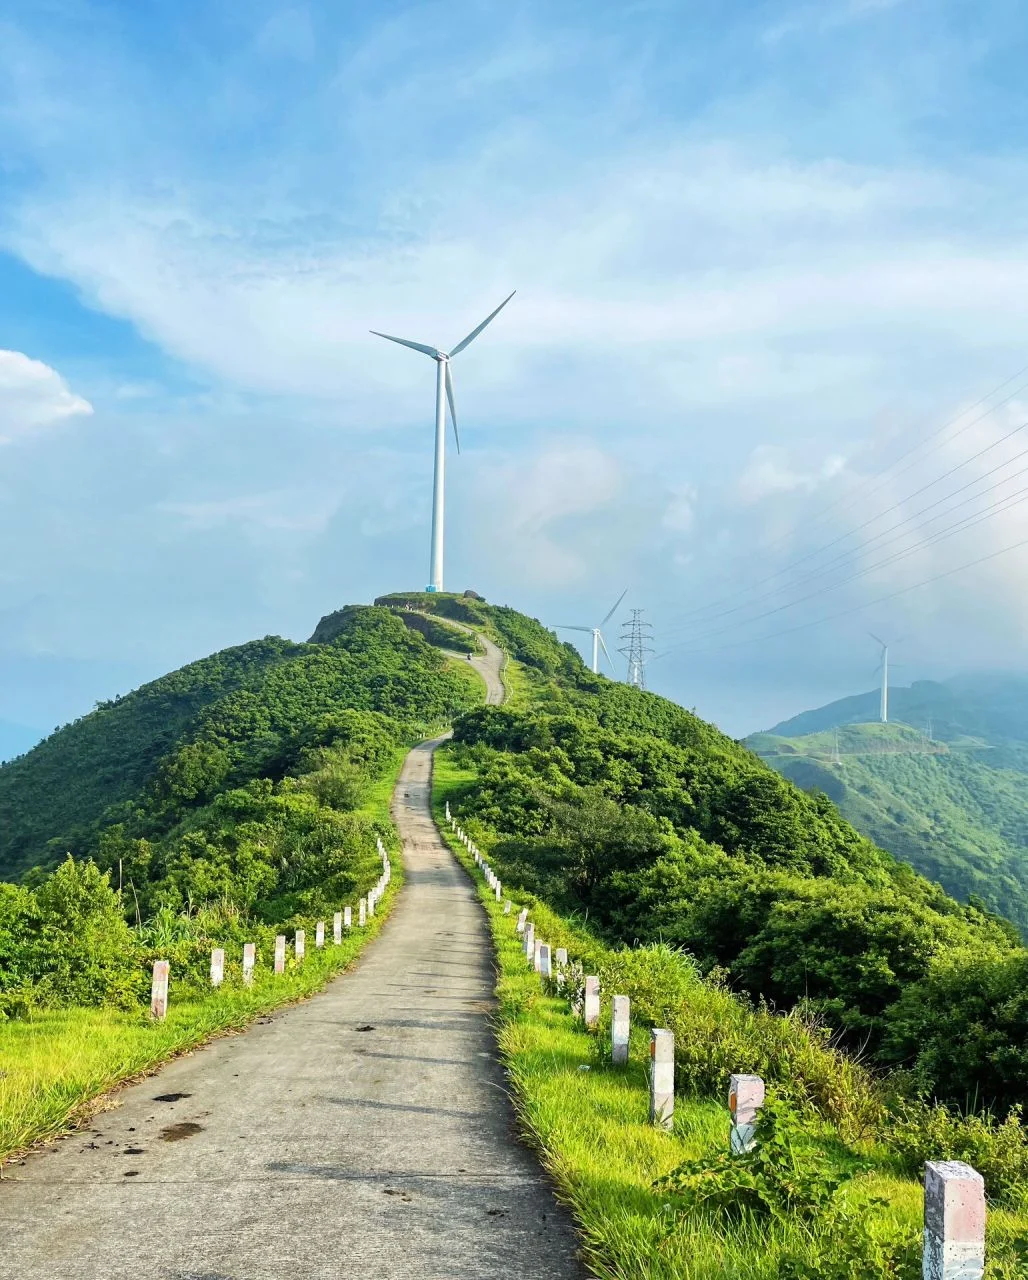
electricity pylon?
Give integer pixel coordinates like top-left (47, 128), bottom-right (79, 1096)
top-left (618, 609), bottom-right (654, 689)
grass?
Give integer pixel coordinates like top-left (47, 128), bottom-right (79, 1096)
top-left (0, 746), bottom-right (410, 1170)
top-left (432, 749), bottom-right (1028, 1280)
top-left (0, 899), bottom-right (399, 1165)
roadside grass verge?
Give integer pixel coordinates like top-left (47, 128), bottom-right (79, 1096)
top-left (0, 896), bottom-right (399, 1165)
top-left (0, 749), bottom-right (409, 1169)
top-left (433, 750), bottom-right (1028, 1279)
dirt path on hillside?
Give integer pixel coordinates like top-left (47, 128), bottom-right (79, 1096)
top-left (0, 636), bottom-right (587, 1279)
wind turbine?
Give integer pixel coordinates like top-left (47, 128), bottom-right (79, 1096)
top-left (556, 590), bottom-right (628, 674)
top-left (869, 633), bottom-right (890, 723)
top-left (371, 291), bottom-right (515, 593)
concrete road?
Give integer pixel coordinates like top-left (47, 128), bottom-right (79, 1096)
top-left (0, 640), bottom-right (587, 1279)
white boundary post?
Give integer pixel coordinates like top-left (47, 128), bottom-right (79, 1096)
top-left (210, 948), bottom-right (224, 987)
top-left (295, 930), bottom-right (306, 962)
top-left (150, 960), bottom-right (169, 1019)
top-left (612, 995), bottom-right (630, 1065)
top-left (649, 1028), bottom-right (674, 1130)
top-left (243, 942), bottom-right (256, 984)
top-left (923, 1161), bottom-right (986, 1280)
top-left (523, 922), bottom-right (535, 963)
top-left (539, 943), bottom-right (552, 978)
top-left (333, 912), bottom-right (342, 945)
top-left (729, 1075), bottom-right (764, 1154)
top-left (316, 921), bottom-right (325, 949)
top-left (359, 898), bottom-right (367, 926)
top-left (344, 905), bottom-right (352, 930)
top-left (274, 935), bottom-right (286, 974)
top-left (584, 975), bottom-right (600, 1028)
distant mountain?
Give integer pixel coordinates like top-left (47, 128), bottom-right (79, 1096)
top-left (764, 672), bottom-right (1028, 750)
top-left (0, 720), bottom-right (42, 763)
top-left (750, 674), bottom-right (1028, 935)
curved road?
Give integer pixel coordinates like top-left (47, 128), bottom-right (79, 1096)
top-left (0, 635), bottom-right (585, 1279)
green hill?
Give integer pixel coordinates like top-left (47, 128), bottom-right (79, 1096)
top-left (2, 593), bottom-right (1026, 1111)
top-left (0, 609), bottom-right (478, 886)
top-left (750, 697), bottom-right (1028, 936)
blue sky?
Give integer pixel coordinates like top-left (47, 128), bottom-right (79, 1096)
top-left (2, 0), bottom-right (1028, 749)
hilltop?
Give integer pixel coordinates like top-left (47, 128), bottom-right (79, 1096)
top-left (749, 679), bottom-right (1028, 935)
top-left (2, 593), bottom-right (1025, 1111)
top-left (0, 608), bottom-right (479, 888)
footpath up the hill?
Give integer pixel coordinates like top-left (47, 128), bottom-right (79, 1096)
top-left (0, 634), bottom-right (585, 1279)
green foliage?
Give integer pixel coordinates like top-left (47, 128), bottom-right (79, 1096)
top-left (657, 1093), bottom-right (847, 1222)
top-left (753, 722), bottom-right (1028, 936)
top-left (886, 1098), bottom-right (1028, 1208)
top-left (444, 641), bottom-right (1027, 1110)
top-left (0, 603), bottom-right (479, 1022)
top-left (881, 950), bottom-right (1028, 1115)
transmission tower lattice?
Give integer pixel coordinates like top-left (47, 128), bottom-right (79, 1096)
top-left (618, 609), bottom-right (654, 689)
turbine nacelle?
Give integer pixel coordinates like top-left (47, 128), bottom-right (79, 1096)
top-left (371, 291), bottom-right (515, 591)
top-left (555, 588), bottom-right (628, 674)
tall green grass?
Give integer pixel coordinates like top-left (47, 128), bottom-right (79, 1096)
top-left (433, 751), bottom-right (1028, 1279)
top-left (0, 741), bottom-right (410, 1168)
top-left (0, 902), bottom-right (398, 1162)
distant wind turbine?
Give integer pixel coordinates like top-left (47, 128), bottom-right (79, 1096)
top-left (870, 633), bottom-right (890, 724)
top-left (371, 292), bottom-right (516, 593)
top-left (556, 590), bottom-right (628, 673)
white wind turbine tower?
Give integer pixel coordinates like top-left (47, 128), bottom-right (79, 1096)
top-left (870, 633), bottom-right (890, 724)
top-left (556, 590), bottom-right (628, 674)
top-left (371, 292), bottom-right (515, 593)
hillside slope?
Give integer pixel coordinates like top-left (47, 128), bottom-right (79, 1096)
top-left (750, 713), bottom-right (1028, 936)
top-left (0, 610), bottom-right (478, 884)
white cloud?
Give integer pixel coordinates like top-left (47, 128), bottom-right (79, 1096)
top-left (738, 446), bottom-right (847, 504)
top-left (0, 350), bottom-right (93, 444)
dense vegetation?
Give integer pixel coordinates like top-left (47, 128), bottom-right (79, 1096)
top-left (0, 607), bottom-right (479, 1021)
top-left (437, 762), bottom-right (1028, 1279)
top-left (750, 721), bottom-right (1028, 935)
top-left (432, 606), bottom-right (1028, 1112)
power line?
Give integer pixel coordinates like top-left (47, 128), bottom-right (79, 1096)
top-left (618, 609), bottom-right (654, 689)
top-left (663, 371), bottom-right (1028, 630)
top-left (661, 440), bottom-right (1028, 643)
top-left (661, 478), bottom-right (1028, 650)
top-left (653, 530), bottom-right (1028, 660)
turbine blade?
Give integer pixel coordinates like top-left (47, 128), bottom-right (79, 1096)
top-left (445, 362), bottom-right (460, 454)
top-left (554, 625), bottom-right (594, 633)
top-left (868, 631), bottom-right (885, 648)
top-left (370, 330), bottom-right (441, 359)
top-left (599, 587), bottom-right (628, 629)
top-left (598, 632), bottom-right (614, 671)
top-left (447, 290), bottom-right (516, 358)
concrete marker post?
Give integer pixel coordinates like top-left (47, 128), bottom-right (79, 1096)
top-left (533, 937), bottom-right (543, 972)
top-left (274, 935), bottom-right (286, 974)
top-left (344, 905), bottom-right (353, 930)
top-left (359, 898), bottom-right (367, 926)
top-left (150, 960), bottom-right (170, 1019)
top-left (368, 893), bottom-right (376, 918)
top-left (295, 930), bottom-right (306, 962)
top-left (649, 1028), bottom-right (674, 1130)
top-left (612, 994), bottom-right (630, 1065)
top-left (316, 921), bottom-right (325, 949)
top-left (516, 908), bottom-right (528, 934)
top-left (242, 942), bottom-right (256, 984)
top-left (923, 1161), bottom-right (986, 1280)
top-left (729, 1074), bottom-right (765, 1154)
top-left (584, 975), bottom-right (600, 1029)
top-left (555, 947), bottom-right (568, 989)
top-left (523, 922), bottom-right (535, 963)
top-left (333, 912), bottom-right (342, 945)
top-left (539, 943), bottom-right (552, 978)
top-left (503, 900), bottom-right (512, 915)
top-left (210, 947), bottom-right (225, 987)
